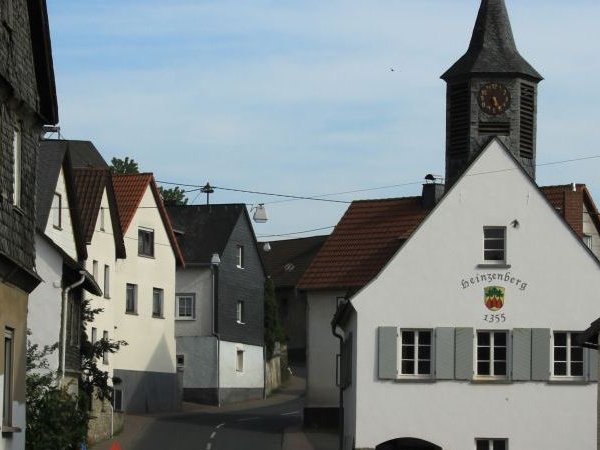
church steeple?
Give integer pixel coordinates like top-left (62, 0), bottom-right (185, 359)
top-left (442, 0), bottom-right (543, 188)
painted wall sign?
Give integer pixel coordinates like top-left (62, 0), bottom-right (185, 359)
top-left (484, 286), bottom-right (504, 311)
top-left (460, 271), bottom-right (528, 291)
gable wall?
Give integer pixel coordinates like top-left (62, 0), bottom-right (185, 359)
top-left (349, 143), bottom-right (600, 449)
top-left (582, 203), bottom-right (600, 259)
top-left (43, 167), bottom-right (77, 259)
top-left (175, 266), bottom-right (213, 337)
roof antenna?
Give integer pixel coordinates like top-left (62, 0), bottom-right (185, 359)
top-left (201, 182), bottom-right (214, 206)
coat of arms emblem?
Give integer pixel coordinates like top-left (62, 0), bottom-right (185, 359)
top-left (484, 286), bottom-right (505, 311)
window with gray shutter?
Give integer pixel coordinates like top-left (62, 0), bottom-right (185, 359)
top-left (531, 328), bottom-right (551, 381)
top-left (455, 328), bottom-right (474, 380)
top-left (435, 328), bottom-right (455, 380)
top-left (512, 328), bottom-right (532, 381)
top-left (378, 327), bottom-right (398, 379)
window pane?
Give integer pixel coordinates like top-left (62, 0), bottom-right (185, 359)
top-left (401, 361), bottom-right (414, 374)
top-left (485, 239), bottom-right (505, 250)
top-left (495, 347), bottom-right (507, 362)
top-left (494, 332), bottom-right (507, 346)
top-left (554, 347), bottom-right (567, 362)
top-left (402, 331), bottom-right (415, 345)
top-left (571, 362), bottom-right (584, 377)
top-left (571, 346), bottom-right (584, 362)
top-left (418, 332), bottom-right (431, 345)
top-left (417, 361), bottom-right (430, 375)
top-left (418, 345), bottom-right (431, 360)
top-left (476, 441), bottom-right (489, 450)
top-left (484, 250), bottom-right (504, 261)
top-left (478, 332), bottom-right (490, 346)
top-left (402, 345), bottom-right (415, 360)
top-left (485, 228), bottom-right (505, 239)
top-left (554, 332), bottom-right (567, 346)
top-left (554, 362), bottom-right (567, 376)
top-left (478, 346), bottom-right (490, 361)
top-left (493, 440), bottom-right (506, 450)
top-left (478, 361), bottom-right (490, 375)
top-left (494, 361), bottom-right (507, 376)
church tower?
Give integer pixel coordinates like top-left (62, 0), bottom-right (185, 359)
top-left (441, 0), bottom-right (543, 188)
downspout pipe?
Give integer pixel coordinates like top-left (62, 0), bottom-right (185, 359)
top-left (210, 255), bottom-right (221, 406)
top-left (61, 271), bottom-right (86, 384)
top-left (331, 318), bottom-right (344, 450)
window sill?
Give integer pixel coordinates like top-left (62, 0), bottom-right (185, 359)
top-left (175, 317), bottom-right (195, 321)
top-left (394, 376), bottom-right (435, 383)
top-left (125, 311), bottom-right (138, 316)
top-left (477, 263), bottom-right (511, 269)
top-left (236, 321), bottom-right (246, 325)
top-left (104, 296), bottom-right (111, 300)
top-left (471, 376), bottom-right (510, 384)
top-left (548, 377), bottom-right (588, 385)
top-left (236, 266), bottom-right (245, 270)
top-left (1, 425), bottom-right (22, 435)
top-left (53, 225), bottom-right (62, 231)
top-left (138, 253), bottom-right (155, 259)
top-left (12, 205), bottom-right (24, 216)
top-left (152, 315), bottom-right (165, 320)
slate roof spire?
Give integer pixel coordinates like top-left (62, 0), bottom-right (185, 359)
top-left (441, 0), bottom-right (542, 81)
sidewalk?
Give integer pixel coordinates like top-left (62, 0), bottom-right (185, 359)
top-left (91, 373), bottom-right (338, 450)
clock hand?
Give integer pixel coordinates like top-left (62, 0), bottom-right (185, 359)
top-left (492, 96), bottom-right (499, 108)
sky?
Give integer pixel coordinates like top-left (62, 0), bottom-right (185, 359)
top-left (46, 0), bottom-right (600, 240)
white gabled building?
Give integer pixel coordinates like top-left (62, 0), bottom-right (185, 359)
top-left (299, 1), bottom-right (600, 449)
top-left (111, 173), bottom-right (184, 412)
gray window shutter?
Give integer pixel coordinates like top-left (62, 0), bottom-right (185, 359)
top-left (512, 328), bottom-right (532, 381)
top-left (454, 328), bottom-right (474, 380)
top-left (378, 327), bottom-right (398, 379)
top-left (435, 328), bottom-right (455, 380)
top-left (586, 348), bottom-right (598, 382)
top-left (531, 328), bottom-right (551, 381)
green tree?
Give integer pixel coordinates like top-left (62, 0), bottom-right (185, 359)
top-left (264, 278), bottom-right (285, 359)
top-left (159, 186), bottom-right (188, 206)
top-left (110, 156), bottom-right (139, 174)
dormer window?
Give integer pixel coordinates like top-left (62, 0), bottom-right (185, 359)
top-left (138, 228), bottom-right (154, 257)
top-left (236, 245), bottom-right (244, 268)
top-left (52, 193), bottom-right (62, 229)
top-left (483, 227), bottom-right (506, 263)
top-left (583, 234), bottom-right (593, 250)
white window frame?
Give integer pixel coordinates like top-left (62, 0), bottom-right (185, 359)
top-left (99, 207), bottom-right (105, 231)
top-left (92, 260), bottom-right (99, 281)
top-left (236, 245), bottom-right (244, 268)
top-left (475, 330), bottom-right (508, 378)
top-left (398, 329), bottom-right (433, 378)
top-left (3, 328), bottom-right (14, 427)
top-left (152, 288), bottom-right (164, 318)
top-left (126, 283), bottom-right (137, 314)
top-left (552, 331), bottom-right (585, 379)
top-left (103, 265), bottom-right (110, 299)
top-left (236, 348), bottom-right (244, 372)
top-left (175, 294), bottom-right (195, 320)
top-left (52, 192), bottom-right (62, 229)
top-left (138, 227), bottom-right (155, 257)
top-left (476, 438), bottom-right (508, 450)
top-left (176, 354), bottom-right (185, 368)
top-left (236, 300), bottom-right (245, 324)
top-left (583, 234), bottom-right (593, 250)
top-left (483, 227), bottom-right (506, 264)
top-left (12, 123), bottom-right (22, 208)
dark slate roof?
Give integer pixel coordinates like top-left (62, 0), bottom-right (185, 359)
top-left (441, 0), bottom-right (542, 82)
top-left (166, 204), bottom-right (245, 264)
top-left (27, 0), bottom-right (58, 124)
top-left (64, 140), bottom-right (109, 169)
top-left (261, 236), bottom-right (328, 288)
top-left (36, 140), bottom-right (67, 230)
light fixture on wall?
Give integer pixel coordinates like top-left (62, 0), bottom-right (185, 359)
top-left (251, 204), bottom-right (268, 223)
top-left (211, 253), bottom-right (221, 266)
top-left (263, 242), bottom-right (271, 252)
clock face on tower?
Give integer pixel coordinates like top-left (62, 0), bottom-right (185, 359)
top-left (478, 83), bottom-right (511, 116)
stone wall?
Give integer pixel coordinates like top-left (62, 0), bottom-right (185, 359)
top-left (265, 343), bottom-right (287, 396)
top-left (86, 397), bottom-right (124, 446)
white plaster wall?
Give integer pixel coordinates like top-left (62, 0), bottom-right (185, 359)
top-left (0, 401), bottom-right (25, 450)
top-left (113, 185), bottom-right (176, 374)
top-left (583, 203), bottom-right (600, 259)
top-left (175, 267), bottom-right (213, 337)
top-left (219, 340), bottom-right (264, 389)
top-left (85, 189), bottom-right (118, 379)
top-left (28, 234), bottom-right (63, 372)
top-left (306, 290), bottom-right (344, 408)
top-left (43, 167), bottom-right (77, 260)
top-left (177, 336), bottom-right (217, 388)
top-left (349, 142), bottom-right (600, 449)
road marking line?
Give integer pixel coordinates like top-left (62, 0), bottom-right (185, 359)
top-left (206, 443), bottom-right (212, 450)
top-left (210, 432), bottom-right (216, 439)
top-left (216, 423), bottom-right (225, 429)
top-left (281, 410), bottom-right (301, 416)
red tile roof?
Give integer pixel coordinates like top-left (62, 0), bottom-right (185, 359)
top-left (298, 197), bottom-right (431, 291)
top-left (112, 174), bottom-right (185, 267)
top-left (299, 185), bottom-right (600, 291)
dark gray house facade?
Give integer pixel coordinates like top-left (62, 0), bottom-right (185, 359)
top-left (167, 204), bottom-right (266, 405)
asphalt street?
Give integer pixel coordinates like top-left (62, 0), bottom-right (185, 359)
top-left (130, 396), bottom-right (304, 450)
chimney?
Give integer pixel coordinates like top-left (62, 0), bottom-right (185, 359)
top-left (422, 174), bottom-right (445, 208)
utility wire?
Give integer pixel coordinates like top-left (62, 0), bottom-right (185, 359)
top-left (257, 226), bottom-right (335, 238)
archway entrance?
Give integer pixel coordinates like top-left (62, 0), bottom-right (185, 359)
top-left (376, 438), bottom-right (442, 450)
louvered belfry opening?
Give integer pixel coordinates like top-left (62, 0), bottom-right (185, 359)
top-left (520, 83), bottom-right (535, 159)
top-left (479, 121), bottom-right (510, 136)
top-left (448, 82), bottom-right (470, 157)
